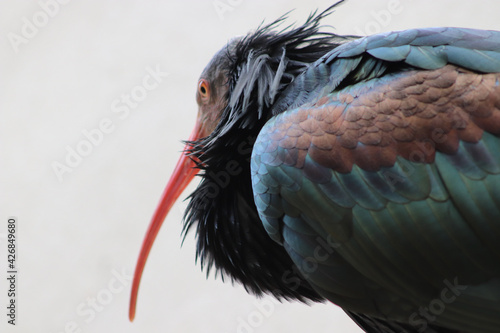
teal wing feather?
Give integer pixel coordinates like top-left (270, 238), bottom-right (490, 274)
top-left (252, 27), bottom-right (500, 333)
top-left (272, 27), bottom-right (500, 116)
top-left (253, 112), bottom-right (500, 333)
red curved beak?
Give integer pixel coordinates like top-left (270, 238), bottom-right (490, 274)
top-left (129, 120), bottom-right (203, 321)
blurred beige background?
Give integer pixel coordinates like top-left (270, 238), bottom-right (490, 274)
top-left (1, 1), bottom-right (499, 332)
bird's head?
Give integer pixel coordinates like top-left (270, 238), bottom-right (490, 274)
top-left (129, 2), bottom-right (351, 321)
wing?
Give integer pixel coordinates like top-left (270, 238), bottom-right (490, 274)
top-left (251, 28), bottom-right (500, 333)
top-left (271, 27), bottom-right (500, 116)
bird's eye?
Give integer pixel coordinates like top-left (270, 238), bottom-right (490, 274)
top-left (198, 79), bottom-right (210, 101)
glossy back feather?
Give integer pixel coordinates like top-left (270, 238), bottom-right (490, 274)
top-left (252, 27), bottom-right (500, 333)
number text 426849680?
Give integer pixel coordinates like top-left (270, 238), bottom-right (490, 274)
top-left (6, 217), bottom-right (17, 325)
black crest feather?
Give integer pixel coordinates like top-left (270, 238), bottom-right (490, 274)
top-left (183, 2), bottom-right (351, 302)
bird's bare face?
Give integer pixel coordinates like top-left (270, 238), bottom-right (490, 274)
top-left (195, 54), bottom-right (230, 139)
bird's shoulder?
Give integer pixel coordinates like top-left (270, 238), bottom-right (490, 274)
top-left (272, 27), bottom-right (500, 115)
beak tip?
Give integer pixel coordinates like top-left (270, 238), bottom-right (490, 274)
top-left (129, 120), bottom-right (202, 323)
top-left (129, 297), bottom-right (137, 322)
top-left (129, 302), bottom-right (136, 322)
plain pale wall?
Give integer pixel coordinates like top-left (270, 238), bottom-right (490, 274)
top-left (1, 1), bottom-right (499, 332)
